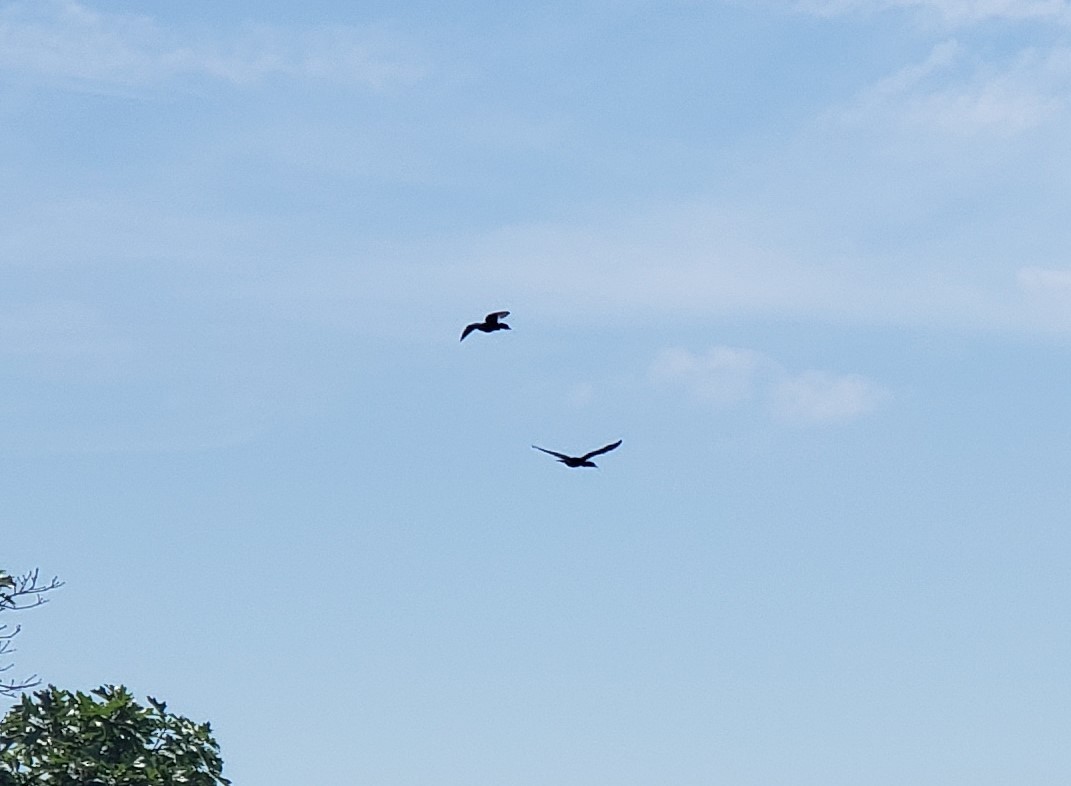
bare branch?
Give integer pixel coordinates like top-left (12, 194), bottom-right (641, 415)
top-left (0, 673), bottom-right (41, 698)
top-left (0, 568), bottom-right (64, 612)
top-left (1, 567), bottom-right (63, 699)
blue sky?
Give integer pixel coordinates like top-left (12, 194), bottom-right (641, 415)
top-left (3, 0), bottom-right (1071, 783)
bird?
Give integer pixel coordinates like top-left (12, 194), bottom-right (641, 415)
top-left (460, 311), bottom-right (511, 342)
top-left (531, 439), bottom-right (622, 468)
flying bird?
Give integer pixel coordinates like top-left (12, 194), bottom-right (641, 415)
top-left (531, 439), bottom-right (622, 468)
top-left (460, 311), bottom-right (511, 342)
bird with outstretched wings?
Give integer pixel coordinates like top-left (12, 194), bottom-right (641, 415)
top-left (531, 439), bottom-right (622, 468)
top-left (460, 310), bottom-right (511, 341)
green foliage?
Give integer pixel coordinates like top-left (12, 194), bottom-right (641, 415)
top-left (0, 685), bottom-right (230, 786)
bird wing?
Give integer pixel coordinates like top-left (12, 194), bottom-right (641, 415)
top-left (581, 439), bottom-right (622, 461)
top-left (460, 323), bottom-right (479, 341)
top-left (532, 445), bottom-right (573, 461)
top-left (486, 311), bottom-right (510, 324)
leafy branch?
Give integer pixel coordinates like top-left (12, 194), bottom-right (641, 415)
top-left (0, 684), bottom-right (231, 785)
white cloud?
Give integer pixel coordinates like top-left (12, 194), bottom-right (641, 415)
top-left (650, 346), bottom-right (888, 425)
top-left (771, 370), bottom-right (888, 424)
top-left (0, 0), bottom-right (422, 89)
top-left (649, 346), bottom-right (772, 406)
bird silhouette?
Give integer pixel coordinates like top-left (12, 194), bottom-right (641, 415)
top-left (531, 439), bottom-right (622, 468)
top-left (460, 311), bottom-right (511, 341)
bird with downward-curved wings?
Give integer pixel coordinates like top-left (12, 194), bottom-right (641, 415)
top-left (531, 439), bottom-right (622, 468)
top-left (460, 311), bottom-right (511, 341)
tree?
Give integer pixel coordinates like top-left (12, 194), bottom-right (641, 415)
top-left (0, 569), bottom-right (63, 699)
top-left (0, 685), bottom-right (230, 786)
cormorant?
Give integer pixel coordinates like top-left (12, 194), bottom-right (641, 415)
top-left (531, 439), bottom-right (622, 468)
top-left (460, 311), bottom-right (511, 341)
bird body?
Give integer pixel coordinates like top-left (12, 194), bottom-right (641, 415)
top-left (461, 311), bottom-right (511, 341)
top-left (531, 439), bottom-right (622, 468)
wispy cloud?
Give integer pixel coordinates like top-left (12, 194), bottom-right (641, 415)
top-left (7, 183), bottom-right (1058, 340)
top-left (0, 301), bottom-right (132, 363)
top-left (650, 346), bottom-right (888, 425)
top-left (0, 0), bottom-right (423, 89)
top-left (1016, 266), bottom-right (1071, 331)
top-left (566, 382), bottom-right (596, 409)
top-left (790, 0), bottom-right (1071, 135)
top-left (830, 40), bottom-right (1071, 136)
top-left (229, 194), bottom-right (1056, 340)
top-left (1018, 266), bottom-right (1071, 292)
top-left (794, 0), bottom-right (1071, 25)
top-left (449, 200), bottom-right (1053, 333)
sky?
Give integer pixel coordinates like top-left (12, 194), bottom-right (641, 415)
top-left (2, 0), bottom-right (1071, 783)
